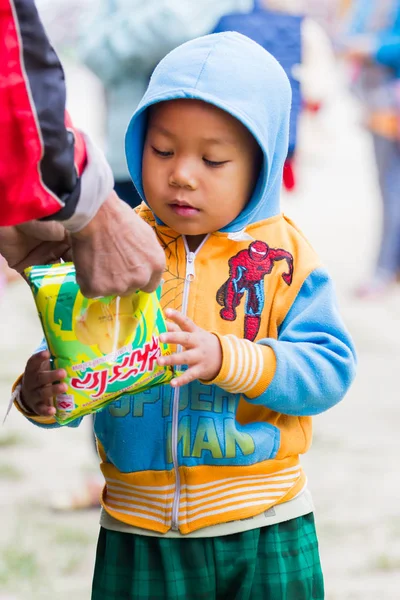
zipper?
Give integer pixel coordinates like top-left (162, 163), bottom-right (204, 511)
top-left (170, 235), bottom-right (209, 530)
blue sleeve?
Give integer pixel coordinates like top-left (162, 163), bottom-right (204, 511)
top-left (79, 0), bottom-right (253, 84)
top-left (375, 34), bottom-right (400, 69)
top-left (24, 339), bottom-right (82, 430)
top-left (251, 268), bottom-right (357, 416)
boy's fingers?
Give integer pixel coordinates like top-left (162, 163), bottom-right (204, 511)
top-left (170, 367), bottom-right (200, 388)
top-left (164, 309), bottom-right (197, 333)
top-left (165, 320), bottom-right (181, 333)
top-left (158, 349), bottom-right (197, 367)
top-left (37, 384), bottom-right (56, 402)
top-left (35, 402), bottom-right (57, 417)
top-left (23, 376), bottom-right (66, 415)
top-left (39, 358), bottom-right (52, 372)
top-left (26, 350), bottom-right (50, 371)
top-left (36, 368), bottom-right (67, 388)
top-left (50, 382), bottom-right (68, 397)
top-left (37, 382), bottom-right (66, 402)
top-left (159, 332), bottom-right (195, 347)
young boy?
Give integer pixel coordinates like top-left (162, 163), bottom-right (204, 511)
top-left (15, 32), bottom-right (356, 599)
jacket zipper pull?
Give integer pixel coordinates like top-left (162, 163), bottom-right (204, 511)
top-left (186, 252), bottom-right (196, 281)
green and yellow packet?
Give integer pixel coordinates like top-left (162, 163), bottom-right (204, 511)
top-left (24, 263), bottom-right (173, 425)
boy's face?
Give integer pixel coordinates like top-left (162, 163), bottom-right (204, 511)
top-left (142, 100), bottom-right (261, 241)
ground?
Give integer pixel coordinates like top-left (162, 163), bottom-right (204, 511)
top-left (1, 69), bottom-right (399, 599)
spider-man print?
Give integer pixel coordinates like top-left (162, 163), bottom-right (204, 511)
top-left (138, 207), bottom-right (185, 312)
top-left (217, 241), bottom-right (294, 341)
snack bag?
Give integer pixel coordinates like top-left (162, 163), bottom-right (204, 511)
top-left (25, 263), bottom-right (173, 425)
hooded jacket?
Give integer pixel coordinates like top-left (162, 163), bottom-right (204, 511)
top-left (18, 32), bottom-right (356, 535)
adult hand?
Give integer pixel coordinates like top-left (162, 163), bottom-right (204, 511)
top-left (157, 309), bottom-right (223, 387)
top-left (0, 221), bottom-right (71, 273)
top-left (70, 191), bottom-right (165, 297)
top-left (0, 192), bottom-right (164, 297)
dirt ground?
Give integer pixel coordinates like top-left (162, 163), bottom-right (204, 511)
top-left (1, 78), bottom-right (400, 599)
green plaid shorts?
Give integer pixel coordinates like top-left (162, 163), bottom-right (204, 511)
top-left (91, 513), bottom-right (324, 599)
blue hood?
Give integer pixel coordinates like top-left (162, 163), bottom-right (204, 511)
top-left (125, 32), bottom-right (291, 231)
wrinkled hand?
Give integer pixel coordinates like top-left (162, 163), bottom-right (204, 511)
top-left (157, 309), bottom-right (222, 388)
top-left (0, 221), bottom-right (71, 273)
top-left (21, 351), bottom-right (67, 417)
top-left (70, 192), bottom-right (165, 298)
top-left (0, 192), bottom-right (164, 297)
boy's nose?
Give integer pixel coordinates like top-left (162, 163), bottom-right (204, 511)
top-left (169, 162), bottom-right (197, 190)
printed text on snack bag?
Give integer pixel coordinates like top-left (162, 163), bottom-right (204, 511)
top-left (70, 337), bottom-right (161, 399)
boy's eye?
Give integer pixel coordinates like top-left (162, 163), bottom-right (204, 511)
top-left (152, 146), bottom-right (173, 158)
top-left (203, 158), bottom-right (229, 168)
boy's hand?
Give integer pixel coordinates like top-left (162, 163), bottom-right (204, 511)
top-left (158, 309), bottom-right (222, 388)
top-left (20, 351), bottom-right (67, 417)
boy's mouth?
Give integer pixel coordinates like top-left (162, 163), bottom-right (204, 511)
top-left (169, 201), bottom-right (200, 217)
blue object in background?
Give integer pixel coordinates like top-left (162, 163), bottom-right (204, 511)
top-left (214, 0), bottom-right (303, 155)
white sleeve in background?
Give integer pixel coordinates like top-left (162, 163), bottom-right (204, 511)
top-left (294, 17), bottom-right (339, 106)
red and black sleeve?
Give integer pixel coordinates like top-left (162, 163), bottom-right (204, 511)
top-left (0, 0), bottom-right (86, 226)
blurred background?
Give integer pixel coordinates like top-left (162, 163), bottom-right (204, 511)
top-left (1, 0), bottom-right (400, 598)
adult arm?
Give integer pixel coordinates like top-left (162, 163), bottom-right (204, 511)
top-left (0, 0), bottom-right (93, 225)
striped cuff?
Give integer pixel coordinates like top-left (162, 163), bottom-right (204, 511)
top-left (203, 334), bottom-right (277, 399)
